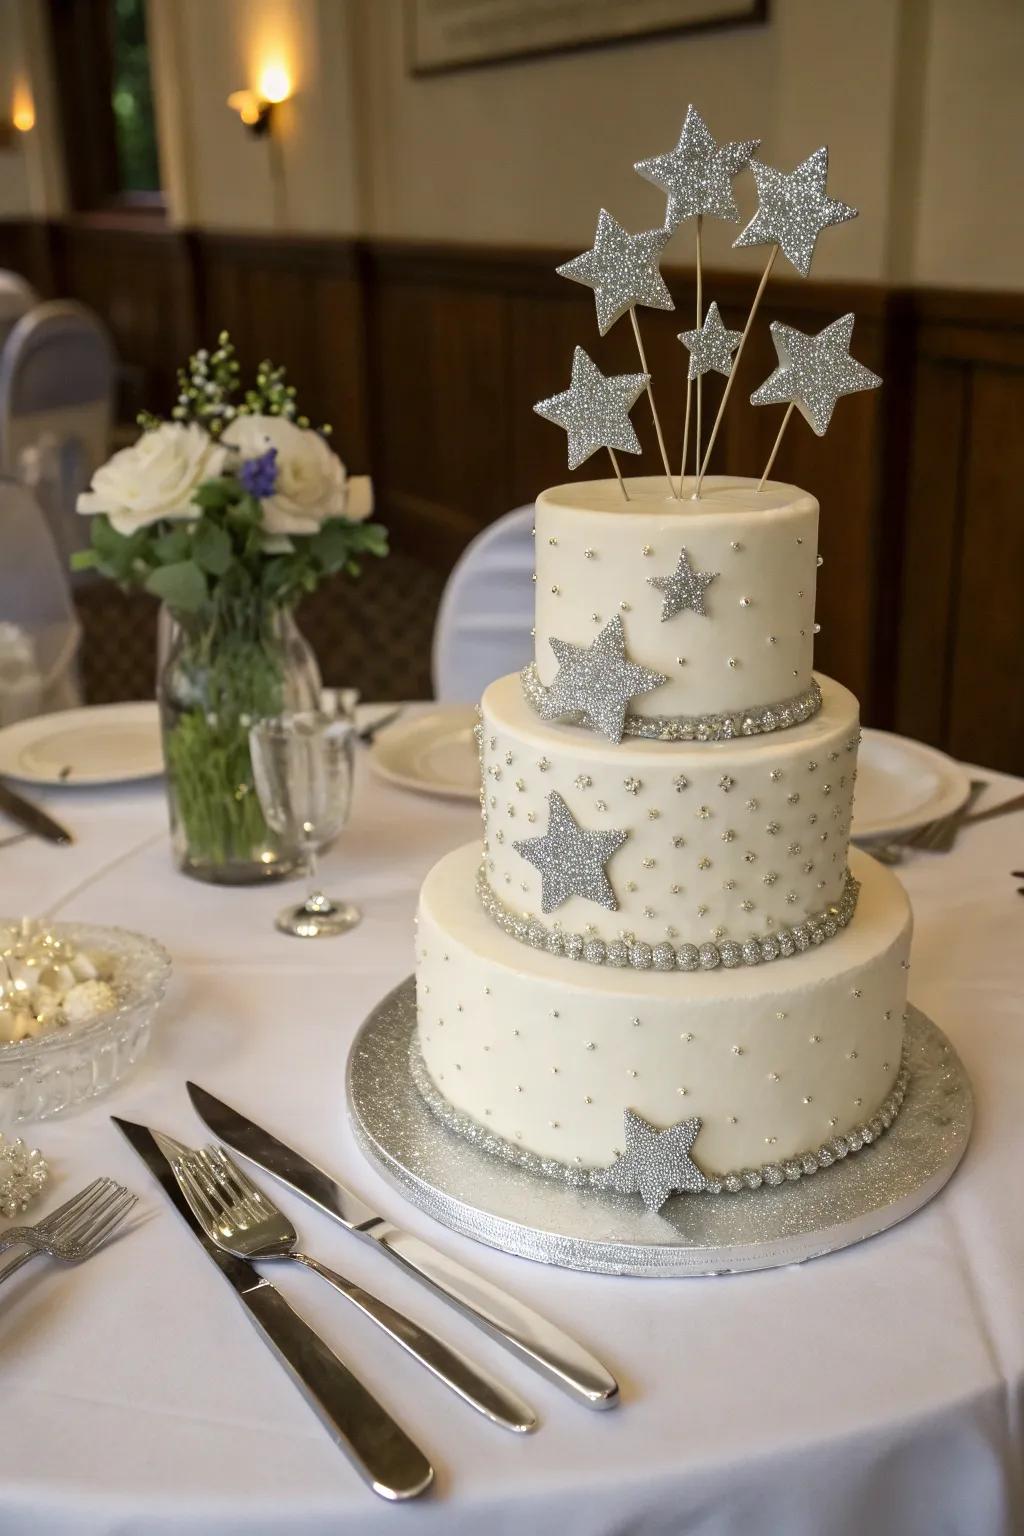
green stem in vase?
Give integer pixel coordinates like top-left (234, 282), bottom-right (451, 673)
top-left (162, 601), bottom-right (295, 871)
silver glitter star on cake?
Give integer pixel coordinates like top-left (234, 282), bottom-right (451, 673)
top-left (534, 347), bottom-right (648, 470)
top-left (732, 147), bottom-right (857, 277)
top-left (512, 791), bottom-right (627, 914)
top-left (538, 614), bottom-right (667, 742)
top-left (678, 301), bottom-right (744, 380)
top-left (647, 548), bottom-right (718, 621)
top-left (750, 314), bottom-right (881, 435)
top-left (597, 1109), bottom-right (708, 1211)
top-left (634, 104), bottom-right (760, 227)
top-left (556, 209), bottom-right (674, 336)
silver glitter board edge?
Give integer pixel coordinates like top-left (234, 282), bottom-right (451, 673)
top-left (345, 981), bottom-right (972, 1278)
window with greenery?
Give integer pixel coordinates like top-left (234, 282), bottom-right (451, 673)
top-left (110, 0), bottom-right (160, 194)
top-left (50, 0), bottom-right (162, 211)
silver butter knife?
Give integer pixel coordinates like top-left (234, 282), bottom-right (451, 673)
top-left (113, 1116), bottom-right (434, 1502)
top-left (0, 778), bottom-right (72, 845)
top-left (186, 1082), bottom-right (619, 1411)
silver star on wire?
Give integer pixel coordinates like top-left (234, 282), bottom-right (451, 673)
top-left (733, 147), bottom-right (857, 277)
top-left (634, 104), bottom-right (760, 227)
top-left (598, 1109), bottom-right (708, 1211)
top-left (534, 347), bottom-right (648, 471)
top-left (538, 614), bottom-right (667, 742)
top-left (750, 313), bottom-right (881, 435)
top-left (556, 209), bottom-right (674, 336)
top-left (513, 791), bottom-right (627, 914)
top-left (647, 548), bottom-right (718, 621)
top-left (678, 301), bottom-right (744, 381)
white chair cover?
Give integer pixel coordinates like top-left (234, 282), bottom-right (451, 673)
top-left (431, 505), bottom-right (535, 703)
top-left (0, 270), bottom-right (36, 352)
top-left (0, 477), bottom-right (81, 726)
top-left (0, 302), bottom-right (114, 571)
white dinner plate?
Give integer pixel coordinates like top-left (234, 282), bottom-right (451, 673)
top-left (370, 707), bottom-right (479, 800)
top-left (0, 702), bottom-right (163, 787)
top-left (852, 728), bottom-right (970, 842)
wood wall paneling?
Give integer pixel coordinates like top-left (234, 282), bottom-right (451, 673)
top-left (0, 218), bottom-right (1021, 769)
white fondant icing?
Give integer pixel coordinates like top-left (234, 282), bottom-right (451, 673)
top-left (481, 671), bottom-right (859, 947)
top-left (416, 844), bottom-right (910, 1173)
top-left (533, 475), bottom-right (819, 720)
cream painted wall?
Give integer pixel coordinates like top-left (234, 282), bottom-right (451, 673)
top-left (0, 0), bottom-right (1021, 289)
top-left (356, 0), bottom-right (902, 281)
top-left (910, 0), bottom-right (1024, 289)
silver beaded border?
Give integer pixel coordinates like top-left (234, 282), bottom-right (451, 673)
top-left (409, 1033), bottom-right (911, 1198)
top-left (476, 862), bottom-right (860, 972)
top-left (521, 665), bottom-right (822, 743)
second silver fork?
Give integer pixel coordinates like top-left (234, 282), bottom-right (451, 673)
top-left (0, 1177), bottom-right (137, 1289)
top-left (172, 1143), bottom-right (536, 1433)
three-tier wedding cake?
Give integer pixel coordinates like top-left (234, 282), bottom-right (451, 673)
top-left (411, 474), bottom-right (911, 1208)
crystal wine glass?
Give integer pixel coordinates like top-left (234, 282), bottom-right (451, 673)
top-left (249, 711), bottom-right (360, 938)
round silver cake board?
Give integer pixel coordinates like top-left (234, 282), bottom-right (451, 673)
top-left (346, 980), bottom-right (972, 1277)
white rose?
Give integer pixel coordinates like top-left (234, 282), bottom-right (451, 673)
top-left (222, 413), bottom-right (373, 535)
top-left (77, 422), bottom-right (227, 536)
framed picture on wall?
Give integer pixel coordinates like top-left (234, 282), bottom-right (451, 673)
top-left (406, 0), bottom-right (768, 76)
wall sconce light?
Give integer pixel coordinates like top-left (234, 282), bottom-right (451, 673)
top-left (227, 63), bottom-right (292, 138)
top-left (0, 85), bottom-right (35, 148)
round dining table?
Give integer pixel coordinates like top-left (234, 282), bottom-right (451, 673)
top-left (1, 720), bottom-right (1022, 1536)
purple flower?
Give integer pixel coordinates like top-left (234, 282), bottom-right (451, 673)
top-left (238, 446), bottom-right (278, 498)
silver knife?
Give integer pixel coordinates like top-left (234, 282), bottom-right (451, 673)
top-left (112, 1116), bottom-right (434, 1502)
top-left (186, 1082), bottom-right (619, 1411)
top-left (0, 778), bottom-right (72, 845)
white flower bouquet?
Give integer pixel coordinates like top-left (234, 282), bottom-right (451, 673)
top-left (74, 335), bottom-right (386, 883)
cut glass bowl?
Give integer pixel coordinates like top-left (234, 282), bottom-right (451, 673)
top-left (0, 921), bottom-right (171, 1122)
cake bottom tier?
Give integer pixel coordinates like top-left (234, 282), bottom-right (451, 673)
top-left (415, 844), bottom-right (911, 1179)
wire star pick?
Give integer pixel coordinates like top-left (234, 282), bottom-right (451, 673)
top-left (533, 346), bottom-right (648, 497)
top-left (557, 209), bottom-right (677, 496)
top-left (751, 313), bottom-right (881, 488)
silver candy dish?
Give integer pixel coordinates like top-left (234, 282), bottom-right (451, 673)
top-left (347, 980), bottom-right (972, 1278)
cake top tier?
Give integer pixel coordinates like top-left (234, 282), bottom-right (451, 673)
top-left (531, 474), bottom-right (820, 731)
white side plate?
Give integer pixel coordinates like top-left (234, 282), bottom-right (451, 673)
top-left (0, 702), bottom-right (163, 787)
top-left (370, 707), bottom-right (479, 800)
top-left (853, 729), bottom-right (969, 841)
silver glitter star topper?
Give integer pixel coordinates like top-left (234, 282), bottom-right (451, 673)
top-left (733, 146), bottom-right (858, 278)
top-left (751, 313), bottom-right (881, 488)
top-left (557, 208), bottom-right (674, 336)
top-left (533, 346), bottom-right (647, 488)
top-left (635, 104), bottom-right (760, 228)
top-left (678, 301), bottom-right (744, 381)
top-left (752, 314), bottom-right (881, 435)
top-left (513, 791), bottom-right (628, 914)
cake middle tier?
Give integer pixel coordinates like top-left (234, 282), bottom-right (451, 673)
top-left (480, 671), bottom-right (859, 955)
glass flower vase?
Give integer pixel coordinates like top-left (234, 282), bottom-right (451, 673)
top-left (158, 600), bottom-right (322, 884)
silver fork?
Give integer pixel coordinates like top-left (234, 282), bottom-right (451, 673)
top-left (172, 1144), bottom-right (535, 1433)
top-left (0, 1177), bottom-right (137, 1289)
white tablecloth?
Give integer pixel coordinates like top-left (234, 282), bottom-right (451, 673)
top-left (1, 738), bottom-right (1022, 1536)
